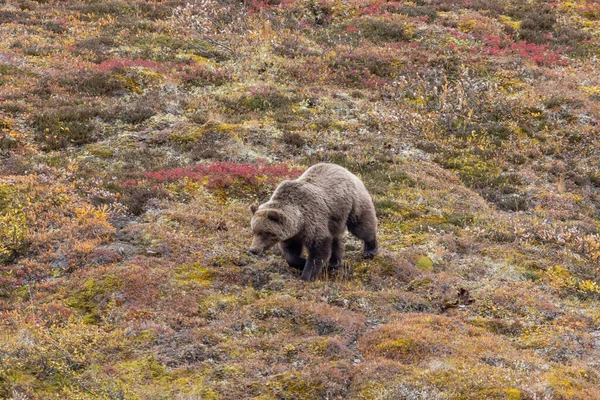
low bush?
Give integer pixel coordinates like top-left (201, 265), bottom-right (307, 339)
top-left (119, 101), bottom-right (156, 124)
top-left (346, 15), bottom-right (414, 44)
top-left (31, 105), bottom-right (104, 150)
top-left (179, 65), bottom-right (233, 87)
top-left (518, 8), bottom-right (557, 44)
top-left (63, 70), bottom-right (127, 96)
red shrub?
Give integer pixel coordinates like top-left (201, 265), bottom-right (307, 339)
top-left (484, 35), bottom-right (508, 55)
top-left (143, 161), bottom-right (302, 190)
top-left (510, 41), bottom-right (567, 66)
top-left (484, 37), bottom-right (568, 66)
top-left (121, 162), bottom-right (303, 203)
top-left (359, 0), bottom-right (387, 16)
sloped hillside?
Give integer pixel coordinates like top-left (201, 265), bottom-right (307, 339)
top-left (1, 0), bottom-right (600, 398)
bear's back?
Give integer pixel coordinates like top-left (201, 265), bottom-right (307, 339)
top-left (297, 163), bottom-right (367, 209)
top-left (299, 163), bottom-right (364, 191)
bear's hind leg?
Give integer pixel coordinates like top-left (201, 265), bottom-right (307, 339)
top-left (347, 208), bottom-right (378, 259)
top-left (280, 239), bottom-right (306, 270)
top-left (328, 236), bottom-right (343, 270)
top-left (301, 238), bottom-right (332, 281)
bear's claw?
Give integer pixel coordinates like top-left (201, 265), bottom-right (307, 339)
top-left (363, 251), bottom-right (377, 259)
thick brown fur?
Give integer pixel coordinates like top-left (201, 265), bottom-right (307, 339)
top-left (249, 163), bottom-right (378, 281)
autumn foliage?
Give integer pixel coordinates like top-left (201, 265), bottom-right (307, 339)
top-left (1, 0), bottom-right (600, 398)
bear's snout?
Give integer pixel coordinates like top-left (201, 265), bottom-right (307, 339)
top-left (247, 248), bottom-right (261, 255)
top-left (249, 235), bottom-right (277, 255)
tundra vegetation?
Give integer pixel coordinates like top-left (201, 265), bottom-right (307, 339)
top-left (0, 0), bottom-right (600, 398)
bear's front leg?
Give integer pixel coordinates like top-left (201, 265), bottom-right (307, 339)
top-left (280, 239), bottom-right (306, 270)
top-left (300, 238), bottom-right (332, 281)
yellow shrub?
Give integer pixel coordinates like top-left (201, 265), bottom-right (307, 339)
top-left (545, 266), bottom-right (577, 290)
top-left (577, 279), bottom-right (600, 295)
top-left (545, 266), bottom-right (600, 297)
top-left (0, 208), bottom-right (27, 260)
top-left (580, 85), bottom-right (600, 98)
top-left (0, 184), bottom-right (27, 261)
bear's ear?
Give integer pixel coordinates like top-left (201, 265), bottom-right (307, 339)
top-left (249, 204), bottom-right (259, 215)
top-left (266, 210), bottom-right (282, 223)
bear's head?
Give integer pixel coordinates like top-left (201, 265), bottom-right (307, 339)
top-left (248, 204), bottom-right (291, 255)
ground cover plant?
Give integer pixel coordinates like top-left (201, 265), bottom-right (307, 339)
top-left (1, 0), bottom-right (600, 398)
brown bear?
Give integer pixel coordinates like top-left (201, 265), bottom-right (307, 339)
top-left (248, 163), bottom-right (378, 281)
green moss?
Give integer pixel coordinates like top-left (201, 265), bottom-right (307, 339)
top-left (251, 395), bottom-right (277, 400)
top-left (415, 255), bottom-right (433, 270)
top-left (439, 154), bottom-right (506, 189)
top-left (407, 277), bottom-right (432, 291)
top-left (214, 123), bottom-right (241, 133)
top-left (43, 371), bottom-right (73, 393)
top-left (462, 388), bottom-right (522, 400)
top-left (174, 262), bottom-right (215, 288)
top-left (378, 338), bottom-right (418, 354)
top-left (198, 293), bottom-right (241, 319)
top-left (169, 125), bottom-right (205, 144)
top-left (65, 274), bottom-right (123, 324)
top-left (362, 166), bottom-right (416, 195)
top-left (390, 232), bottom-right (430, 247)
top-left (444, 213), bottom-right (474, 227)
top-left (374, 198), bottom-right (403, 217)
top-left (264, 371), bottom-right (323, 400)
top-left (87, 144), bottom-right (114, 158)
top-left (112, 356), bottom-right (219, 398)
top-left (131, 329), bottom-right (155, 345)
top-left (506, 388), bottom-right (523, 400)
top-left (355, 381), bottom-right (387, 400)
top-left (114, 357), bottom-right (170, 385)
top-left (307, 338), bottom-right (330, 356)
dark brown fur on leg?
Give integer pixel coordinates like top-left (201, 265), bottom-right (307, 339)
top-left (363, 239), bottom-right (378, 259)
top-left (280, 239), bottom-right (306, 270)
top-left (348, 208), bottom-right (378, 259)
top-left (328, 236), bottom-right (343, 270)
top-left (301, 238), bottom-right (331, 281)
